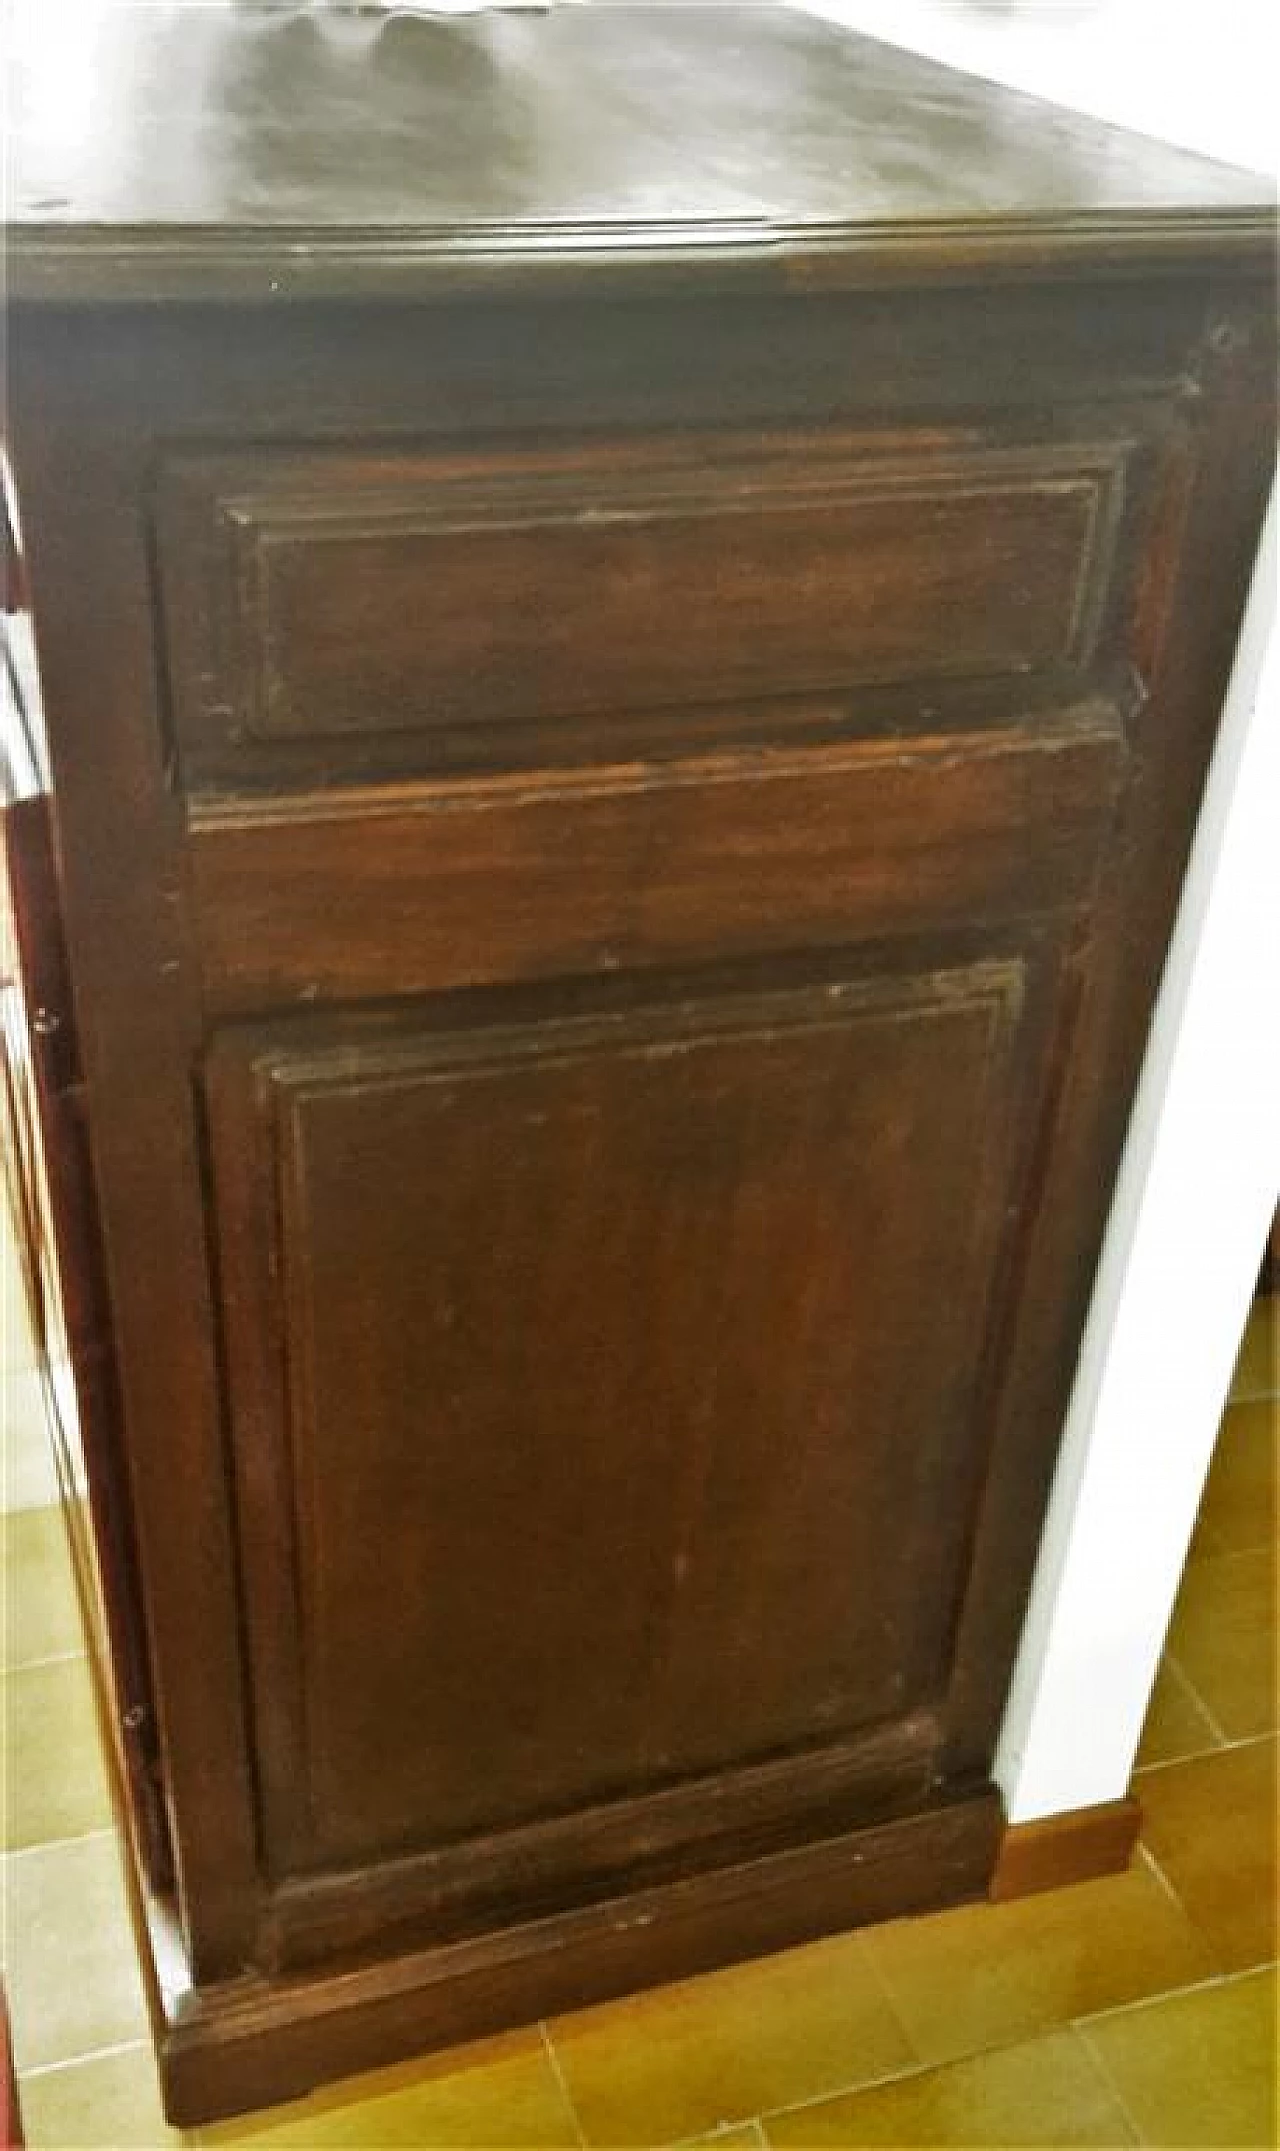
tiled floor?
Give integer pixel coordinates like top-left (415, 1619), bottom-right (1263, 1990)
top-left (3, 1298), bottom-right (1276, 2148)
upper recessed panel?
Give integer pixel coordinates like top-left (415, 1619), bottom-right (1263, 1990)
top-left (4, 4), bottom-right (1270, 301)
top-left (156, 421), bottom-right (1137, 793)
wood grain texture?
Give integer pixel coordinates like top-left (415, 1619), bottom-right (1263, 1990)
top-left (2, 799), bottom-right (172, 1891)
top-left (2, 431), bottom-right (263, 1987)
top-left (4, 7), bottom-right (1270, 306)
top-left (204, 962), bottom-right (1026, 1917)
top-left (159, 1789), bottom-right (1004, 2129)
top-left (158, 433), bottom-right (1127, 786)
top-left (191, 715), bottom-right (1123, 1012)
top-left (262, 1709), bottom-right (942, 1974)
top-left (2, 8), bottom-right (1274, 2122)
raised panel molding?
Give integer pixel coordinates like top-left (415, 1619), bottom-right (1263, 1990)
top-left (157, 428), bottom-right (1137, 789)
top-left (203, 952), bottom-right (1050, 1963)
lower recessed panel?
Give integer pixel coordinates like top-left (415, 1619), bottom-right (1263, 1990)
top-left (205, 956), bottom-right (1038, 1938)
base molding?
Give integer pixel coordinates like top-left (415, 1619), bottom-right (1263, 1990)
top-left (990, 1794), bottom-right (1142, 1902)
top-left (157, 1786), bottom-right (1001, 2127)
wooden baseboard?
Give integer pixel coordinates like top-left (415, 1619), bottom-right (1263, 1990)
top-left (990, 1794), bottom-right (1142, 1902)
top-left (155, 1787), bottom-right (1001, 2127)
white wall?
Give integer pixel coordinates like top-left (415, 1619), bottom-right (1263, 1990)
top-left (798, 0), bottom-right (1279, 175)
top-left (801, 0), bottom-right (1279, 1820)
top-left (998, 494), bottom-right (1278, 1818)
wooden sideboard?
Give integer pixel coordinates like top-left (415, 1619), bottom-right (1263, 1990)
top-left (3, 5), bottom-right (1274, 2124)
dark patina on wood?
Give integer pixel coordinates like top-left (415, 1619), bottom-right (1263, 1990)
top-left (3, 3), bottom-right (1274, 2124)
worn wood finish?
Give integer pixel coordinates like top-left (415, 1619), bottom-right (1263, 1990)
top-left (1, 799), bottom-right (173, 1890)
top-left (262, 1708), bottom-right (943, 1974)
top-left (990, 1797), bottom-right (1143, 1900)
top-left (3, 3), bottom-right (1274, 2125)
top-left (158, 432), bottom-right (1130, 787)
top-left (162, 1789), bottom-right (1004, 2129)
top-left (938, 291), bottom-right (1276, 1787)
top-left (191, 716), bottom-right (1123, 1011)
top-left (3, 6), bottom-right (1267, 306)
top-left (205, 959), bottom-right (1036, 1936)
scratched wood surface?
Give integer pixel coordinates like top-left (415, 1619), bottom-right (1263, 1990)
top-left (2, 5), bottom-right (1274, 2123)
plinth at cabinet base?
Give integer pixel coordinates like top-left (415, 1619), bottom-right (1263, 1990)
top-left (152, 1788), bottom-right (1002, 2128)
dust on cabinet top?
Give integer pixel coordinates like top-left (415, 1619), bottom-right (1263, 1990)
top-left (4, 3), bottom-right (1273, 304)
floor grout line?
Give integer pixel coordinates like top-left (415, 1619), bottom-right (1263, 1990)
top-left (1069, 1955), bottom-right (1278, 2029)
top-left (1217, 1724), bottom-right (1280, 1751)
top-left (1066, 2022), bottom-right (1146, 2146)
top-left (1140, 1837), bottom-right (1280, 1988)
top-left (538, 2020), bottom-right (588, 2150)
top-left (18, 2035), bottom-right (151, 2082)
top-left (1160, 1648), bottom-right (1232, 1751)
top-left (1, 1821), bottom-right (117, 1861)
top-left (1131, 1724), bottom-right (1277, 1778)
top-left (752, 2041), bottom-right (976, 2133)
top-left (748, 1948), bottom-right (1280, 2141)
top-left (670, 2122), bottom-right (768, 2150)
top-left (0, 1647), bottom-right (87, 1676)
top-left (851, 1925), bottom-right (926, 2070)
top-left (1135, 1839), bottom-right (1190, 1918)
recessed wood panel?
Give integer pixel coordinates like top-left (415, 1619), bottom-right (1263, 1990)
top-left (205, 957), bottom-right (1034, 1905)
top-left (158, 432), bottom-right (1130, 786)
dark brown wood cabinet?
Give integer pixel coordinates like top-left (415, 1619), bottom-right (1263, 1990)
top-left (3, 6), bottom-right (1274, 2124)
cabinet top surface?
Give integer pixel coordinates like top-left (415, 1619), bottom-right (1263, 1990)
top-left (5, 3), bottom-right (1273, 303)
